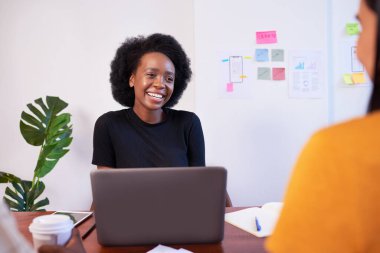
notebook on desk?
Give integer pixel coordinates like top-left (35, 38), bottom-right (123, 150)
top-left (90, 166), bottom-right (227, 246)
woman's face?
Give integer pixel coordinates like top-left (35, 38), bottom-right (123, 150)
top-left (357, 0), bottom-right (378, 80)
top-left (130, 52), bottom-right (175, 112)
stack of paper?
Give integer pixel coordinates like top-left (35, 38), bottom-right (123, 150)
top-left (147, 244), bottom-right (193, 253)
top-left (225, 202), bottom-right (283, 237)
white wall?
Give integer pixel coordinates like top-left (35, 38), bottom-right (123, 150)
top-left (0, 0), bottom-right (195, 210)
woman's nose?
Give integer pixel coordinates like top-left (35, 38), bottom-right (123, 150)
top-left (153, 76), bottom-right (165, 88)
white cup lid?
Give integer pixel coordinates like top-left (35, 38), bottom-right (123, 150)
top-left (29, 214), bottom-right (73, 234)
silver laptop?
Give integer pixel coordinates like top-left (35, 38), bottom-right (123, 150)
top-left (90, 166), bottom-right (227, 246)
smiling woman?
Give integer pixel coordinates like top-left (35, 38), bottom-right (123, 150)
top-left (129, 52), bottom-right (176, 123)
top-left (92, 33), bottom-right (205, 169)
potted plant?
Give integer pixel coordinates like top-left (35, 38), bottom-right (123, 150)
top-left (0, 96), bottom-right (73, 211)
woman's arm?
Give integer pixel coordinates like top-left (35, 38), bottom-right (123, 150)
top-left (187, 114), bottom-right (205, 166)
top-left (97, 166), bottom-right (112, 170)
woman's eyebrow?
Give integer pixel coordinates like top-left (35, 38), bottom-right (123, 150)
top-left (144, 68), bottom-right (174, 75)
top-left (144, 67), bottom-right (159, 72)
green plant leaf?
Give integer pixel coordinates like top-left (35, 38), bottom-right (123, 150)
top-left (48, 149), bottom-right (70, 160)
top-left (19, 96), bottom-right (72, 179)
top-left (34, 98), bottom-right (49, 114)
top-left (21, 111), bottom-right (44, 131)
top-left (12, 181), bottom-right (26, 199)
top-left (0, 172), bottom-right (21, 184)
top-left (54, 137), bottom-right (73, 149)
top-left (27, 181), bottom-right (45, 203)
top-left (5, 96), bottom-right (73, 211)
top-left (46, 96), bottom-right (68, 115)
top-left (35, 160), bottom-right (59, 178)
top-left (47, 113), bottom-right (71, 138)
top-left (1, 176), bottom-right (49, 211)
top-left (5, 187), bottom-right (24, 206)
top-left (49, 127), bottom-right (72, 141)
top-left (27, 103), bottom-right (45, 122)
top-left (3, 197), bottom-right (23, 211)
top-left (19, 120), bottom-right (45, 146)
top-left (30, 197), bottom-right (49, 211)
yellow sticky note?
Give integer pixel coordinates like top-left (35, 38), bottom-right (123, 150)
top-left (352, 73), bottom-right (366, 84)
top-left (240, 75), bottom-right (248, 79)
top-left (244, 56), bottom-right (253, 60)
top-left (343, 74), bottom-right (353, 84)
top-left (346, 23), bottom-right (360, 35)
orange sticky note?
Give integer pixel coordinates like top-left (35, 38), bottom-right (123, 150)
top-left (226, 82), bottom-right (234, 92)
top-left (352, 73), bottom-right (366, 84)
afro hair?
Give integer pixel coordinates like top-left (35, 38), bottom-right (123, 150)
top-left (110, 33), bottom-right (192, 108)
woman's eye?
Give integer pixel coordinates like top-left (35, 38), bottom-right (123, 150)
top-left (166, 76), bottom-right (174, 83)
top-left (146, 73), bottom-right (155, 78)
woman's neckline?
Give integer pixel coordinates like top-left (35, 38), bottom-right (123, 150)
top-left (127, 108), bottom-right (170, 126)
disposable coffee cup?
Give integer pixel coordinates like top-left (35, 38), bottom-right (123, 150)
top-left (29, 214), bottom-right (74, 249)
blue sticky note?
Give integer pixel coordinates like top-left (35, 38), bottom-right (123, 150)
top-left (255, 49), bottom-right (269, 62)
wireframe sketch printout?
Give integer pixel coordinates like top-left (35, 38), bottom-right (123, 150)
top-left (229, 56), bottom-right (243, 83)
top-left (288, 50), bottom-right (323, 98)
top-left (351, 46), bottom-right (364, 72)
top-left (219, 50), bottom-right (253, 98)
top-left (341, 40), bottom-right (368, 86)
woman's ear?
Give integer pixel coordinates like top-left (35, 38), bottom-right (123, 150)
top-left (129, 75), bottom-right (135, 88)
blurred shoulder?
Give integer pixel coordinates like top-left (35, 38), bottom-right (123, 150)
top-left (309, 111), bottom-right (380, 151)
top-left (314, 112), bottom-right (380, 138)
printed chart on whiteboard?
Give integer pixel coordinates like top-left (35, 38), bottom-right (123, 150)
top-left (288, 50), bottom-right (323, 99)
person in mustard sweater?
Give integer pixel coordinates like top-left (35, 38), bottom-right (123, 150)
top-left (266, 0), bottom-right (380, 252)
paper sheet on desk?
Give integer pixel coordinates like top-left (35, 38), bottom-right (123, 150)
top-left (225, 202), bottom-right (283, 237)
top-left (147, 244), bottom-right (193, 253)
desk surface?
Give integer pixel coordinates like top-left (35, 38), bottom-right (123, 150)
top-left (14, 207), bottom-right (267, 253)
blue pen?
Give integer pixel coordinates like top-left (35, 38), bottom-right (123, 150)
top-left (255, 216), bottom-right (261, 232)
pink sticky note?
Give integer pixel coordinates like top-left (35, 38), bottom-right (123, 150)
top-left (272, 68), bottom-right (285, 80)
top-left (256, 31), bottom-right (277, 44)
top-left (226, 82), bottom-right (234, 92)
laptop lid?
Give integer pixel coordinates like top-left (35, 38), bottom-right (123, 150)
top-left (90, 166), bottom-right (227, 246)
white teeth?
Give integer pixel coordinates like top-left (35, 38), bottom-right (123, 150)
top-left (147, 93), bottom-right (164, 99)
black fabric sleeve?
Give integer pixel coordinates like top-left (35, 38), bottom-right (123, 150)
top-left (92, 114), bottom-right (116, 167)
top-left (187, 113), bottom-right (205, 166)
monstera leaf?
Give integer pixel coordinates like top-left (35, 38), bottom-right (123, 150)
top-left (0, 171), bottom-right (21, 184)
top-left (0, 171), bottom-right (49, 211)
top-left (1, 96), bottom-right (72, 211)
top-left (20, 96), bottom-right (73, 178)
